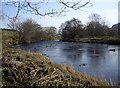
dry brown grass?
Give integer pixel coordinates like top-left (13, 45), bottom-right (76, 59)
top-left (2, 48), bottom-right (112, 87)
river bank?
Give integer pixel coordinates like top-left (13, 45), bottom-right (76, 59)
top-left (61, 37), bottom-right (120, 45)
top-left (2, 29), bottom-right (112, 87)
top-left (2, 48), bottom-right (112, 87)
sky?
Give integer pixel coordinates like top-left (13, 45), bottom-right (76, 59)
top-left (118, 1), bottom-right (120, 23)
top-left (1, 0), bottom-right (119, 30)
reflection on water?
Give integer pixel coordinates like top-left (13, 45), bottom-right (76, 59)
top-left (15, 41), bottom-right (119, 85)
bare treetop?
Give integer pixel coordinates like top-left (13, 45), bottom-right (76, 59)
top-left (4, 0), bottom-right (92, 20)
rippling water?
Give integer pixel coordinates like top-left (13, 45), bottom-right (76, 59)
top-left (14, 41), bottom-right (120, 85)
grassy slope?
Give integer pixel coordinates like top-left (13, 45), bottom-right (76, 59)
top-left (3, 48), bottom-right (111, 87)
top-left (2, 30), bottom-right (111, 87)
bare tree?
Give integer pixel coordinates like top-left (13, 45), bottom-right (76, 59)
top-left (7, 18), bottom-right (21, 42)
top-left (43, 26), bottom-right (57, 40)
top-left (60, 18), bottom-right (83, 41)
top-left (4, 0), bottom-right (92, 19)
top-left (87, 13), bottom-right (109, 37)
top-left (89, 13), bottom-right (102, 22)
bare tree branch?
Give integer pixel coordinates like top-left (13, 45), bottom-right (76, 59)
top-left (15, 0), bottom-right (20, 19)
top-left (59, 0), bottom-right (92, 10)
top-left (4, 0), bottom-right (92, 19)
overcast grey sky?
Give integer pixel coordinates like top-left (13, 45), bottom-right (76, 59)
top-left (1, 0), bottom-right (119, 29)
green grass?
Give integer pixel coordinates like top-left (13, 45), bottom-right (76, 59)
top-left (74, 37), bottom-right (120, 45)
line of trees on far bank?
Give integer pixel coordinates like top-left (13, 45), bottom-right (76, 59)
top-left (7, 13), bottom-right (119, 44)
top-left (8, 19), bottom-right (57, 44)
top-left (59, 13), bottom-right (119, 41)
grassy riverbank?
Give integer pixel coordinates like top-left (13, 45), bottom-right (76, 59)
top-left (2, 29), bottom-right (112, 87)
top-left (2, 48), bottom-right (111, 87)
top-left (61, 37), bottom-right (120, 45)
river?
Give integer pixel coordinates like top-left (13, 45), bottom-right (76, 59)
top-left (14, 41), bottom-right (120, 85)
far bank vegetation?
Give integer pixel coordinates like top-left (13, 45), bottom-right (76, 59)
top-left (59, 13), bottom-right (119, 44)
top-left (7, 19), bottom-right (57, 44)
top-left (3, 13), bottom-right (120, 45)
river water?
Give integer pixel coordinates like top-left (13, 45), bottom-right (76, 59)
top-left (14, 41), bottom-right (120, 85)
